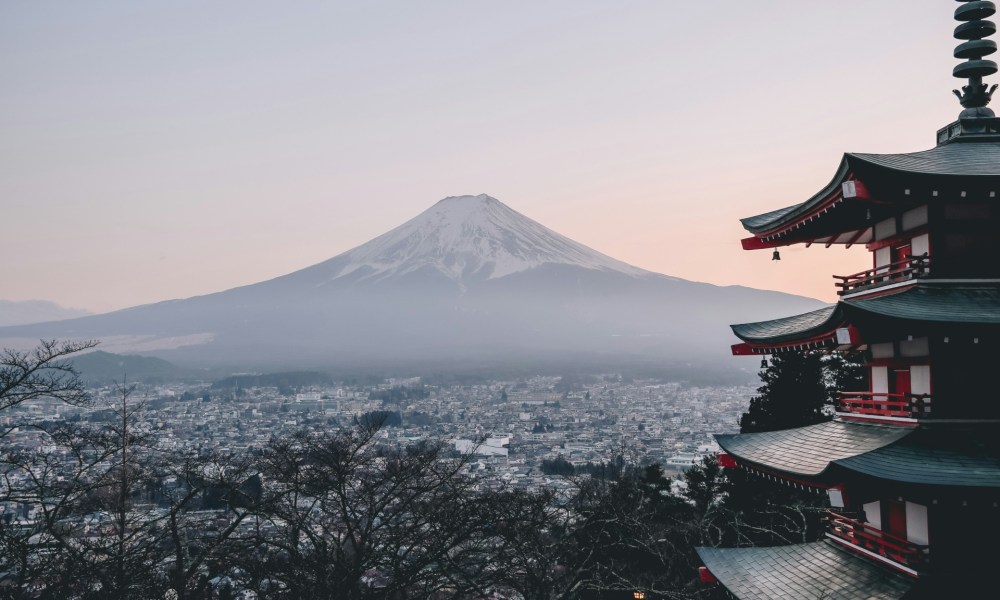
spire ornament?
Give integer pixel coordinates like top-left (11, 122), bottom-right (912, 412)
top-left (953, 1), bottom-right (999, 110)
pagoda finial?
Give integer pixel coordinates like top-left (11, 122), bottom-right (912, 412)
top-left (953, 1), bottom-right (999, 110)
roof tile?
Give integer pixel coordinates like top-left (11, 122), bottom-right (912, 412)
top-left (696, 542), bottom-right (914, 600)
top-left (716, 421), bottom-right (911, 477)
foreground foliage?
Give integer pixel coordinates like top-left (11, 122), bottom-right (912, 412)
top-left (0, 342), bottom-right (829, 599)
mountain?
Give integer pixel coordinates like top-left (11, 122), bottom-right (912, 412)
top-left (0, 195), bottom-right (826, 375)
top-left (0, 300), bottom-right (91, 327)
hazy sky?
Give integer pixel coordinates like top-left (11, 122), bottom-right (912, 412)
top-left (1, 1), bottom-right (967, 313)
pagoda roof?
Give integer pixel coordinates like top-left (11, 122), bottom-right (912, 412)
top-left (741, 158), bottom-right (850, 235)
top-left (731, 305), bottom-right (839, 344)
top-left (716, 421), bottom-right (911, 478)
top-left (844, 283), bottom-right (1000, 324)
top-left (849, 142), bottom-right (1000, 178)
top-left (834, 426), bottom-right (1000, 488)
top-left (730, 283), bottom-right (1000, 352)
top-left (720, 421), bottom-right (1000, 489)
top-left (740, 142), bottom-right (1000, 246)
top-left (696, 541), bottom-right (914, 600)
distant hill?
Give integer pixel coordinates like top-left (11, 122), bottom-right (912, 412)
top-left (0, 195), bottom-right (826, 376)
top-left (0, 300), bottom-right (91, 326)
top-left (69, 351), bottom-right (192, 385)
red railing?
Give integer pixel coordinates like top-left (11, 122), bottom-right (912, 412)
top-left (837, 392), bottom-right (931, 419)
top-left (834, 254), bottom-right (930, 296)
top-left (828, 512), bottom-right (929, 571)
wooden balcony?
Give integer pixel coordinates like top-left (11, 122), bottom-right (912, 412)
top-left (827, 512), bottom-right (929, 572)
top-left (834, 254), bottom-right (930, 296)
top-left (837, 392), bottom-right (931, 419)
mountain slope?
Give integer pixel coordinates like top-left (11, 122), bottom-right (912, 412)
top-left (0, 195), bottom-right (826, 373)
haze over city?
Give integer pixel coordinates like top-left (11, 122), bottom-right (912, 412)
top-left (2, 1), bottom-right (959, 314)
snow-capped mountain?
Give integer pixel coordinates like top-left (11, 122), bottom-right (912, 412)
top-left (315, 194), bottom-right (649, 288)
top-left (0, 195), bottom-right (826, 374)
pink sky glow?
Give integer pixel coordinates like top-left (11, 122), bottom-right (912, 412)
top-left (1, 1), bottom-right (963, 313)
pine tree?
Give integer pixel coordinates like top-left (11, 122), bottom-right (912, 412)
top-left (739, 351), bottom-right (828, 433)
top-left (823, 349), bottom-right (868, 403)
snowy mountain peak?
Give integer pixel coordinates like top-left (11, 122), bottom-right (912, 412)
top-left (316, 194), bottom-right (651, 286)
top-left (434, 193), bottom-right (499, 206)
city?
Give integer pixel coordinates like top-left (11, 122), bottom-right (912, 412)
top-left (2, 374), bottom-right (747, 497)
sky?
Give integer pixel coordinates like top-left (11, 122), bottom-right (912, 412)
top-left (0, 1), bottom-right (968, 314)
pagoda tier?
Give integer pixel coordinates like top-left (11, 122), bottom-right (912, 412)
top-left (696, 540), bottom-right (1000, 599)
top-left (731, 282), bottom-right (1000, 356)
top-left (834, 426), bottom-right (1000, 491)
top-left (739, 142), bottom-right (1000, 252)
top-left (730, 282), bottom-right (1000, 423)
top-left (713, 423), bottom-right (1000, 582)
top-left (715, 421), bottom-right (911, 486)
top-left (718, 422), bottom-right (1000, 493)
top-left (696, 542), bottom-right (915, 600)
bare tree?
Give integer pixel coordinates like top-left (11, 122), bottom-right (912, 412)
top-left (236, 415), bottom-right (491, 599)
top-left (684, 456), bottom-right (827, 550)
top-left (0, 377), bottom-right (256, 600)
top-left (0, 339), bottom-right (97, 415)
top-left (479, 466), bottom-right (708, 600)
top-left (0, 340), bottom-right (776, 599)
top-left (477, 486), bottom-right (594, 600)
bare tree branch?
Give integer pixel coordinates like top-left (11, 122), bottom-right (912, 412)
top-left (0, 339), bottom-right (98, 414)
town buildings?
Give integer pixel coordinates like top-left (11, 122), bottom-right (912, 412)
top-left (0, 375), bottom-right (739, 506)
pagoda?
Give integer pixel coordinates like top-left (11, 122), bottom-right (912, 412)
top-left (696, 3), bottom-right (1000, 598)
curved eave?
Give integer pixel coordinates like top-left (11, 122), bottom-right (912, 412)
top-left (715, 421), bottom-right (912, 479)
top-left (696, 542), bottom-right (915, 600)
top-left (731, 306), bottom-right (839, 343)
top-left (832, 426), bottom-right (1000, 489)
top-left (740, 157), bottom-right (852, 235)
top-left (730, 305), bottom-right (859, 355)
top-left (740, 143), bottom-right (1000, 247)
top-left (740, 164), bottom-right (872, 249)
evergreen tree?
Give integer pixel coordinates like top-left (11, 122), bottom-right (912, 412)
top-left (823, 349), bottom-right (868, 403)
top-left (739, 351), bottom-right (828, 433)
top-left (688, 349), bottom-right (868, 554)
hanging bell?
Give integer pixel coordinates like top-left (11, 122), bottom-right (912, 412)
top-left (772, 249), bottom-right (781, 261)
top-left (760, 357), bottom-right (768, 369)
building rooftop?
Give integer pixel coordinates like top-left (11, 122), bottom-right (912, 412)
top-left (741, 142), bottom-right (1000, 237)
top-left (696, 541), bottom-right (914, 600)
top-left (834, 425), bottom-right (1000, 488)
top-left (716, 421), bottom-right (911, 478)
top-left (846, 282), bottom-right (1000, 324)
top-left (731, 305), bottom-right (840, 345)
top-left (721, 420), bottom-right (1000, 489)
